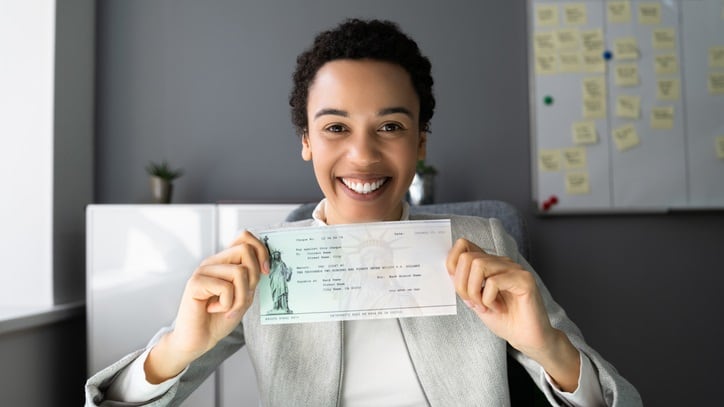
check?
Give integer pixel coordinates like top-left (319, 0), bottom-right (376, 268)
top-left (255, 219), bottom-right (456, 325)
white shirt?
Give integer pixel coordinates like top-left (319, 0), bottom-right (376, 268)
top-left (108, 199), bottom-right (604, 406)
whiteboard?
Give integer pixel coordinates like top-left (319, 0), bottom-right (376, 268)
top-left (529, 0), bottom-right (724, 213)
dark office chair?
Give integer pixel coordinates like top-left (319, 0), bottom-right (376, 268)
top-left (285, 200), bottom-right (546, 405)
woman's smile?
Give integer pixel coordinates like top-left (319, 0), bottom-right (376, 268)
top-left (340, 177), bottom-right (388, 194)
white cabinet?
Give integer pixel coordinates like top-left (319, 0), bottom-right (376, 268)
top-left (87, 203), bottom-right (301, 406)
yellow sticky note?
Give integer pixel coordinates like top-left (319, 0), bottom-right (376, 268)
top-left (638, 3), bottom-right (661, 25)
top-left (564, 3), bottom-right (588, 25)
top-left (615, 63), bottom-right (639, 87)
top-left (558, 52), bottom-right (581, 73)
top-left (533, 32), bottom-right (557, 53)
top-left (650, 106), bottom-right (675, 129)
top-left (716, 136), bottom-right (724, 159)
top-left (710, 73), bottom-right (724, 95)
top-left (616, 95), bottom-right (641, 119)
top-left (657, 78), bottom-right (680, 100)
top-left (582, 77), bottom-right (606, 99)
top-left (563, 147), bottom-right (587, 169)
top-left (614, 37), bottom-right (639, 60)
top-left (535, 53), bottom-right (557, 74)
top-left (536, 4), bottom-right (559, 27)
top-left (652, 28), bottom-right (676, 50)
top-left (612, 124), bottom-right (640, 151)
top-left (581, 29), bottom-right (604, 52)
top-left (556, 29), bottom-right (581, 50)
top-left (565, 172), bottom-right (590, 195)
top-left (583, 97), bottom-right (607, 119)
top-left (539, 149), bottom-right (562, 172)
top-left (582, 51), bottom-right (606, 73)
top-left (608, 1), bottom-right (632, 24)
top-left (709, 46), bottom-right (724, 68)
top-left (654, 54), bottom-right (679, 75)
top-left (572, 121), bottom-right (598, 145)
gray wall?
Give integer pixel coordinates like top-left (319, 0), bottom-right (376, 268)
top-left (95, 1), bottom-right (724, 405)
top-left (0, 1), bottom-right (93, 405)
top-left (0, 316), bottom-right (86, 406)
top-left (54, 0), bottom-right (95, 304)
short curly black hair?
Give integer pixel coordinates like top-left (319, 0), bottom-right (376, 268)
top-left (289, 18), bottom-right (435, 136)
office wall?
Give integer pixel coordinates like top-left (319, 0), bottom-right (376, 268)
top-left (95, 1), bottom-right (724, 405)
top-left (54, 0), bottom-right (95, 304)
top-left (0, 316), bottom-right (86, 407)
top-left (0, 0), bottom-right (94, 405)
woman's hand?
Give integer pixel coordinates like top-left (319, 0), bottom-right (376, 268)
top-left (446, 238), bottom-right (580, 392)
top-left (144, 231), bottom-right (269, 384)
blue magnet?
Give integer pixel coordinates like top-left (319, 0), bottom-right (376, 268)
top-left (603, 50), bottom-right (613, 60)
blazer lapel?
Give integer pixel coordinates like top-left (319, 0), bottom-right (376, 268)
top-left (398, 301), bottom-right (510, 406)
top-left (398, 215), bottom-right (511, 406)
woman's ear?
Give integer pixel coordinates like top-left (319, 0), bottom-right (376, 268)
top-left (417, 131), bottom-right (427, 161)
top-left (301, 133), bottom-right (313, 161)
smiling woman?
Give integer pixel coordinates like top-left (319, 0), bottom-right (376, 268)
top-left (301, 60), bottom-right (427, 225)
top-left (86, 18), bottom-right (641, 407)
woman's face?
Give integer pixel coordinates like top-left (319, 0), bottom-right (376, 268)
top-left (302, 59), bottom-right (427, 225)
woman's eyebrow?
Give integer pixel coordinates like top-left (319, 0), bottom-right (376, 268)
top-left (313, 107), bottom-right (413, 119)
top-left (314, 108), bottom-right (348, 119)
top-left (378, 107), bottom-right (413, 118)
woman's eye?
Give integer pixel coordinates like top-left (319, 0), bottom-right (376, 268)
top-left (380, 123), bottom-right (403, 132)
top-left (325, 124), bottom-right (346, 133)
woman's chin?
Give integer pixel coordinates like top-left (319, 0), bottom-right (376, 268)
top-left (328, 199), bottom-right (404, 224)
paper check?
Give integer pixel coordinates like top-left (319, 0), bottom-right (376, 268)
top-left (255, 219), bottom-right (456, 325)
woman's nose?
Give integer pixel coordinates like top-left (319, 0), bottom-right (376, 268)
top-left (347, 130), bottom-right (382, 165)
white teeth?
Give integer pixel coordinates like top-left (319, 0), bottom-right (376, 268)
top-left (342, 178), bottom-right (386, 194)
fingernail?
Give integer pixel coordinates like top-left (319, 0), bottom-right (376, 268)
top-left (263, 260), bottom-right (270, 274)
top-left (463, 300), bottom-right (472, 308)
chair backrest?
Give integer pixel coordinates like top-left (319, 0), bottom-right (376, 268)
top-left (285, 200), bottom-right (529, 259)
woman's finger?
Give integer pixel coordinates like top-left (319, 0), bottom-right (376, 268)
top-left (190, 263), bottom-right (255, 314)
top-left (452, 251), bottom-right (474, 301)
top-left (186, 273), bottom-right (236, 313)
top-left (466, 257), bottom-right (487, 306)
top-left (228, 231), bottom-right (271, 274)
top-left (200, 239), bottom-right (267, 279)
top-left (236, 243), bottom-right (261, 292)
top-left (446, 238), bottom-right (486, 275)
top-left (480, 269), bottom-right (536, 314)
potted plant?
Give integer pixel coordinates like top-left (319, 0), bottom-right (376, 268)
top-left (145, 160), bottom-right (184, 204)
top-left (407, 159), bottom-right (437, 205)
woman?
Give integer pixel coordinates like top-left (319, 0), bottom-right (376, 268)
top-left (86, 19), bottom-right (641, 406)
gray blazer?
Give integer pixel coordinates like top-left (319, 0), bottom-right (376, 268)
top-left (85, 214), bottom-right (642, 406)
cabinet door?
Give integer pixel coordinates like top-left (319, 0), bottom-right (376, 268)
top-left (87, 204), bottom-right (218, 406)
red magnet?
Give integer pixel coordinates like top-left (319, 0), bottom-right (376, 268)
top-left (541, 195), bottom-right (559, 211)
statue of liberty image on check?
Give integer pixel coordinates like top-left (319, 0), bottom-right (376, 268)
top-left (264, 236), bottom-right (293, 314)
